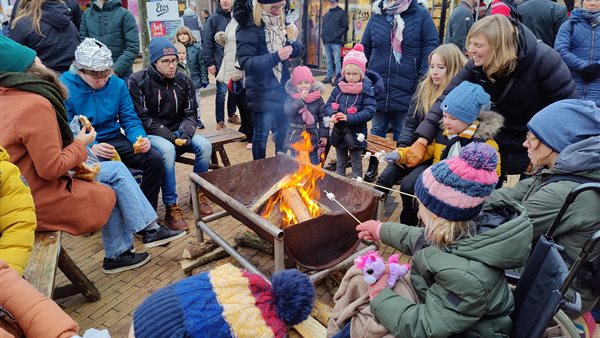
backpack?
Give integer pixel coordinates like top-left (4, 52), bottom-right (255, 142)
top-left (485, 0), bottom-right (522, 22)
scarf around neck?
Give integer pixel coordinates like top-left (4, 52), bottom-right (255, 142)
top-left (338, 80), bottom-right (364, 94)
top-left (291, 90), bottom-right (322, 103)
top-left (382, 0), bottom-right (412, 64)
top-left (261, 11), bottom-right (286, 82)
top-left (580, 9), bottom-right (600, 26)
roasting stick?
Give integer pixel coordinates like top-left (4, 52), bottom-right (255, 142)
top-left (353, 177), bottom-right (417, 199)
top-left (324, 190), bottom-right (361, 224)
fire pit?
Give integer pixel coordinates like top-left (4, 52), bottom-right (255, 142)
top-left (189, 153), bottom-right (384, 277)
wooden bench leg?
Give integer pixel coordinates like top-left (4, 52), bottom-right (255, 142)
top-left (215, 145), bottom-right (231, 167)
top-left (55, 246), bottom-right (101, 302)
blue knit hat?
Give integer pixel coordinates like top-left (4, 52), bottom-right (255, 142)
top-left (527, 99), bottom-right (600, 153)
top-left (414, 143), bottom-right (499, 221)
top-left (441, 82), bottom-right (491, 124)
top-left (133, 264), bottom-right (315, 338)
top-left (149, 37), bottom-right (178, 64)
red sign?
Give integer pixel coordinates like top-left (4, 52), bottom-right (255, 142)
top-left (150, 21), bottom-right (166, 37)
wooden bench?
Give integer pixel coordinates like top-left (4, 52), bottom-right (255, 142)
top-left (23, 231), bottom-right (101, 302)
top-left (366, 134), bottom-right (397, 154)
top-left (176, 128), bottom-right (246, 169)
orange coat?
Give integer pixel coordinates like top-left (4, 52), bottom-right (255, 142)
top-left (0, 260), bottom-right (79, 337)
top-left (0, 87), bottom-right (115, 235)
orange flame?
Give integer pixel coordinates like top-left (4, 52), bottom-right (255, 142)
top-left (261, 131), bottom-right (325, 228)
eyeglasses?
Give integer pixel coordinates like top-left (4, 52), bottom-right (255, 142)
top-left (80, 69), bottom-right (112, 79)
top-left (159, 58), bottom-right (179, 66)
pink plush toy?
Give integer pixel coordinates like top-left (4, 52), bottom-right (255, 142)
top-left (354, 251), bottom-right (411, 287)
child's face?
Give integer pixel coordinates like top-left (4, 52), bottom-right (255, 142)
top-left (177, 48), bottom-right (187, 61)
top-left (178, 33), bottom-right (190, 44)
top-left (296, 80), bottom-right (311, 93)
top-left (343, 64), bottom-right (362, 84)
top-left (443, 112), bottom-right (470, 134)
top-left (428, 53), bottom-right (447, 86)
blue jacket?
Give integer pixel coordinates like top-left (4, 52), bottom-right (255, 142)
top-left (361, 0), bottom-right (439, 114)
top-left (60, 71), bottom-right (146, 145)
top-left (554, 9), bottom-right (600, 106)
top-left (325, 70), bottom-right (384, 149)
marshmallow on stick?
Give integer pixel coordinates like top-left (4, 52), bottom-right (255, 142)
top-left (324, 190), bottom-right (361, 224)
top-left (357, 133), bottom-right (365, 142)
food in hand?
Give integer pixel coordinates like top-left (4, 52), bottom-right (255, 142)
top-left (79, 115), bottom-right (92, 132)
top-left (174, 138), bottom-right (188, 146)
top-left (73, 162), bottom-right (100, 182)
top-left (132, 136), bottom-right (143, 154)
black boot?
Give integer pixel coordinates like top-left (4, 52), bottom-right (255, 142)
top-left (363, 156), bottom-right (379, 182)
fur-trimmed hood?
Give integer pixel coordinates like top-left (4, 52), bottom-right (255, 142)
top-left (233, 0), bottom-right (255, 27)
top-left (284, 80), bottom-right (325, 95)
top-left (438, 110), bottom-right (504, 140)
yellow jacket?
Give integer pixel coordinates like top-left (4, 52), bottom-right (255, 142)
top-left (0, 146), bottom-right (36, 276)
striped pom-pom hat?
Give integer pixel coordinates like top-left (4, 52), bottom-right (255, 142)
top-left (414, 142), bottom-right (499, 222)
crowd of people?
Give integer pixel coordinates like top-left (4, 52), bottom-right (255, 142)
top-left (0, 0), bottom-right (599, 335)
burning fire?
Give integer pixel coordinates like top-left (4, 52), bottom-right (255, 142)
top-left (261, 131), bottom-right (325, 227)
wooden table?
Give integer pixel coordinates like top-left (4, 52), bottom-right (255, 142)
top-left (366, 134), bottom-right (397, 154)
top-left (176, 128), bottom-right (246, 169)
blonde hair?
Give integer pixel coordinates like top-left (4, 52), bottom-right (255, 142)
top-left (414, 44), bottom-right (466, 117)
top-left (419, 201), bottom-right (474, 247)
top-left (466, 15), bottom-right (518, 80)
top-left (252, 0), bottom-right (285, 27)
top-left (173, 42), bottom-right (186, 52)
top-left (173, 26), bottom-right (196, 44)
top-left (12, 0), bottom-right (49, 36)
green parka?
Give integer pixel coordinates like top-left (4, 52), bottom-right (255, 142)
top-left (80, 0), bottom-right (139, 77)
top-left (371, 200), bottom-right (533, 338)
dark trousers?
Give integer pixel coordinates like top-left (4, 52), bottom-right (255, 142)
top-left (235, 88), bottom-right (253, 140)
top-left (103, 135), bottom-right (164, 210)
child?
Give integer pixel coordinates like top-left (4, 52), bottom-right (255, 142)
top-left (328, 143), bottom-right (533, 337)
top-left (284, 66), bottom-right (328, 165)
top-left (325, 44), bottom-right (383, 178)
top-left (173, 41), bottom-right (191, 78)
top-left (173, 26), bottom-right (208, 128)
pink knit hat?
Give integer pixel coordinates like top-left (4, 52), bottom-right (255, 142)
top-left (343, 44), bottom-right (367, 74)
top-left (291, 66), bottom-right (315, 85)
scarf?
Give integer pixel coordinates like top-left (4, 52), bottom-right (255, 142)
top-left (580, 9), bottom-right (600, 26)
top-left (0, 72), bottom-right (74, 147)
top-left (291, 90), bottom-right (322, 103)
top-left (338, 81), bottom-right (363, 94)
top-left (382, 0), bottom-right (412, 64)
top-left (261, 11), bottom-right (286, 82)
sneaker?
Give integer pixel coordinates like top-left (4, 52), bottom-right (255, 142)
top-left (102, 251), bottom-right (151, 274)
top-left (141, 227), bottom-right (186, 248)
top-left (227, 115), bottom-right (241, 125)
top-left (216, 121), bottom-right (226, 130)
top-left (197, 119), bottom-right (205, 129)
top-left (246, 143), bottom-right (252, 150)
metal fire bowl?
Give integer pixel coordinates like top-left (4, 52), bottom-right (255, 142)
top-left (198, 154), bottom-right (384, 270)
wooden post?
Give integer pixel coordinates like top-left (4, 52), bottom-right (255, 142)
top-left (57, 247), bottom-right (101, 302)
top-left (136, 0), bottom-right (150, 68)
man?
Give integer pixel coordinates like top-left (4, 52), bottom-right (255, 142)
top-left (181, 5), bottom-right (203, 43)
top-left (321, 0), bottom-right (348, 85)
top-left (129, 37), bottom-right (214, 231)
top-left (444, 0), bottom-right (477, 52)
top-left (200, 8), bottom-right (210, 25)
top-left (518, 0), bottom-right (567, 46)
top-left (202, 0), bottom-right (240, 130)
top-left (80, 0), bottom-right (139, 82)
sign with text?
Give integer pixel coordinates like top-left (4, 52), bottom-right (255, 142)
top-left (146, 1), bottom-right (179, 21)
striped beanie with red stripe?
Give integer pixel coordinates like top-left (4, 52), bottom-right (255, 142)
top-left (132, 264), bottom-right (315, 338)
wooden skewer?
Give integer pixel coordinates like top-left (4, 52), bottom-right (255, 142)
top-left (352, 178), bottom-right (417, 199)
top-left (323, 190), bottom-right (361, 224)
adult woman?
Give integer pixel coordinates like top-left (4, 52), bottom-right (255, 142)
top-left (555, 0), bottom-right (600, 107)
top-left (233, 0), bottom-right (303, 160)
top-left (411, 15), bottom-right (577, 178)
top-left (10, 0), bottom-right (80, 73)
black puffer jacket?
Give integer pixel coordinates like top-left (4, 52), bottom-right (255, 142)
top-left (201, 5), bottom-right (231, 70)
top-left (414, 21), bottom-right (577, 175)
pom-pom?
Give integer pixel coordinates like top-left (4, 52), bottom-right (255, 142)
top-left (331, 102), bottom-right (339, 111)
top-left (458, 143), bottom-right (498, 171)
top-left (272, 269), bottom-right (315, 326)
top-left (353, 43), bottom-right (364, 52)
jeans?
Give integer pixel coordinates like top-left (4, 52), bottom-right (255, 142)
top-left (215, 81), bottom-right (237, 123)
top-left (148, 133), bottom-right (212, 206)
top-left (251, 109), bottom-right (289, 160)
top-left (97, 161), bottom-right (157, 259)
top-left (335, 147), bottom-right (363, 178)
top-left (370, 110), bottom-right (407, 142)
top-left (323, 44), bottom-right (342, 81)
top-left (195, 88), bottom-right (202, 122)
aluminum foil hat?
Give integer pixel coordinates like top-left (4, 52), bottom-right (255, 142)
top-left (74, 38), bottom-right (113, 71)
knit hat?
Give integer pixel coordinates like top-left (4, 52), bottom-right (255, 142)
top-left (0, 35), bottom-right (37, 72)
top-left (257, 0), bottom-right (282, 4)
top-left (527, 99), bottom-right (600, 153)
top-left (133, 264), bottom-right (315, 338)
top-left (414, 143), bottom-right (499, 221)
top-left (149, 37), bottom-right (178, 64)
top-left (441, 82), bottom-right (491, 124)
top-left (73, 38), bottom-right (113, 71)
top-left (291, 66), bottom-right (314, 85)
top-left (343, 44), bottom-right (368, 74)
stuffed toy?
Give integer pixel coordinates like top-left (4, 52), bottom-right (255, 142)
top-left (354, 251), bottom-right (411, 287)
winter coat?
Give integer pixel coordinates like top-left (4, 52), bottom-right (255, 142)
top-left (555, 9), bottom-right (600, 106)
top-left (321, 6), bottom-right (349, 45)
top-left (185, 42), bottom-right (209, 89)
top-left (10, 0), bottom-right (81, 30)
top-left (216, 18), bottom-right (244, 84)
top-left (283, 80), bottom-right (328, 151)
top-left (10, 0), bottom-right (80, 72)
top-left (233, 0), bottom-right (303, 113)
top-left (129, 65), bottom-right (198, 142)
top-left (361, 0), bottom-right (439, 114)
top-left (518, 0), bottom-right (568, 46)
top-left (396, 96), bottom-right (424, 147)
top-left (372, 200), bottom-right (533, 338)
top-left (0, 87), bottom-right (116, 236)
top-left (0, 147), bottom-right (35, 277)
top-left (181, 8), bottom-right (202, 43)
top-left (325, 70), bottom-right (383, 149)
top-left (60, 71), bottom-right (147, 145)
top-left (202, 5), bottom-right (231, 71)
top-left (443, 1), bottom-right (474, 52)
top-left (487, 136), bottom-right (600, 315)
top-left (415, 22), bottom-right (577, 175)
top-left (80, 0), bottom-right (140, 77)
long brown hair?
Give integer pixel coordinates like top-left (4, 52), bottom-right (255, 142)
top-left (173, 26), bottom-right (197, 45)
top-left (11, 0), bottom-right (49, 36)
top-left (414, 44), bottom-right (466, 117)
top-left (27, 60), bottom-right (69, 99)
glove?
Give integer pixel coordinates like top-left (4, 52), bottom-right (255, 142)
top-left (383, 151), bottom-right (400, 163)
top-left (580, 64), bottom-right (600, 83)
top-left (405, 141), bottom-right (428, 168)
top-left (356, 220), bottom-right (382, 242)
top-left (298, 107), bottom-right (315, 125)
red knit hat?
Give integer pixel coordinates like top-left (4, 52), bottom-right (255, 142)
top-left (343, 44), bottom-right (367, 74)
top-left (291, 66), bottom-right (315, 85)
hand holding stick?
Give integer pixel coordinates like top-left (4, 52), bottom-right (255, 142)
top-left (324, 190), bottom-right (361, 224)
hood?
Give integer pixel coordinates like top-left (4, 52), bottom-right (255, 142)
top-left (41, 0), bottom-right (72, 31)
top-left (233, 0), bottom-right (254, 27)
top-left (473, 110), bottom-right (504, 140)
top-left (0, 146), bottom-right (9, 162)
top-left (371, 0), bottom-right (417, 15)
top-left (549, 136), bottom-right (600, 178)
top-left (453, 200), bottom-right (532, 269)
top-left (284, 80), bottom-right (325, 95)
top-left (92, 0), bottom-right (122, 11)
top-left (362, 69), bottom-right (384, 96)
top-left (183, 8), bottom-right (196, 16)
top-left (512, 21), bottom-right (539, 74)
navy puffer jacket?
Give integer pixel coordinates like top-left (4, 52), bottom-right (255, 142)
top-left (361, 0), bottom-right (439, 114)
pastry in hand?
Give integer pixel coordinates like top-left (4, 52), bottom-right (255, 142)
top-left (73, 162), bottom-right (100, 181)
top-left (79, 115), bottom-right (92, 132)
top-left (174, 138), bottom-right (188, 146)
top-left (133, 136), bottom-right (143, 154)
